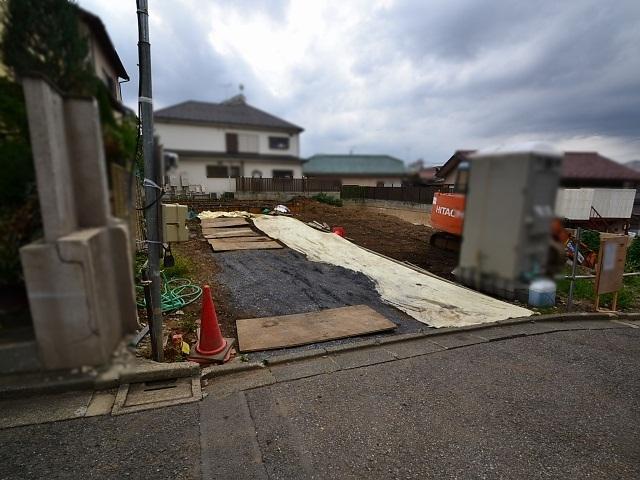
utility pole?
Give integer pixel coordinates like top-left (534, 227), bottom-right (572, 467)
top-left (136, 0), bottom-right (163, 361)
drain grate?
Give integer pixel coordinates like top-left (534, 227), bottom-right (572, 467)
top-left (142, 378), bottom-right (179, 392)
top-left (111, 376), bottom-right (201, 415)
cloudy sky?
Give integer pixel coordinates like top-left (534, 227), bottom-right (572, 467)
top-left (78, 0), bottom-right (640, 165)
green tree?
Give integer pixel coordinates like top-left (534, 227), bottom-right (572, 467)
top-left (0, 0), bottom-right (138, 286)
top-left (626, 236), bottom-right (640, 271)
top-left (1, 0), bottom-right (93, 93)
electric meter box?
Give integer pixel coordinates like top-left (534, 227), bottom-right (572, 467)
top-left (456, 146), bottom-right (562, 300)
top-left (162, 203), bottom-right (189, 242)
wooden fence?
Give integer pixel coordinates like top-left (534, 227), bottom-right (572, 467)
top-left (235, 177), bottom-right (342, 193)
top-left (341, 185), bottom-right (452, 204)
top-left (110, 163), bottom-right (144, 248)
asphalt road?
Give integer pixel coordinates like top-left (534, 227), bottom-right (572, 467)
top-left (240, 328), bottom-right (640, 479)
top-left (1, 328), bottom-right (639, 479)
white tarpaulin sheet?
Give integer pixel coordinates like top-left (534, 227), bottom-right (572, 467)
top-left (252, 215), bottom-right (533, 328)
top-left (198, 211), bottom-right (253, 219)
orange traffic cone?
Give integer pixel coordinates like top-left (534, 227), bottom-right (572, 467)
top-left (197, 285), bottom-right (227, 355)
top-left (189, 285), bottom-right (235, 364)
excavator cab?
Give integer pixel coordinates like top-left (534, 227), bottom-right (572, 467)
top-left (429, 161), bottom-right (468, 250)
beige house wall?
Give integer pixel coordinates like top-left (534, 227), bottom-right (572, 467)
top-left (168, 156), bottom-right (303, 195)
top-left (156, 121), bottom-right (300, 157)
top-left (337, 177), bottom-right (404, 187)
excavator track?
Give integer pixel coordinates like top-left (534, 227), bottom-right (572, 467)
top-left (429, 232), bottom-right (461, 253)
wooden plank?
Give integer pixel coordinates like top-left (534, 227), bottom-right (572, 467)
top-left (236, 305), bottom-right (396, 352)
top-left (208, 239), bottom-right (283, 252)
top-left (212, 236), bottom-right (272, 243)
top-left (201, 218), bottom-right (248, 228)
top-left (203, 228), bottom-right (260, 238)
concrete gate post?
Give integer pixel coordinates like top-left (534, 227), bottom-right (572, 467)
top-left (20, 76), bottom-right (138, 370)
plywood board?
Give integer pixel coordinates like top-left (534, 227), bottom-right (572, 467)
top-left (208, 239), bottom-right (283, 252)
top-left (236, 305), bottom-right (396, 352)
top-left (203, 228), bottom-right (261, 238)
top-left (595, 235), bottom-right (628, 294)
top-left (201, 218), bottom-right (248, 228)
top-left (212, 236), bottom-right (272, 243)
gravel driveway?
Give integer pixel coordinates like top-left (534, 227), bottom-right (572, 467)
top-left (214, 248), bottom-right (427, 359)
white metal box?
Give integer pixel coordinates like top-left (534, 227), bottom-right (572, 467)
top-left (457, 148), bottom-right (562, 300)
top-left (162, 203), bottom-right (189, 242)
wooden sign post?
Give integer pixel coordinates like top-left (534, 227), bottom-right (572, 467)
top-left (594, 234), bottom-right (629, 311)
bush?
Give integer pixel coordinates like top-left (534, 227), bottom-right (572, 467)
top-left (312, 193), bottom-right (342, 207)
top-left (163, 254), bottom-right (193, 279)
top-left (626, 236), bottom-right (640, 271)
top-left (580, 230), bottom-right (600, 253)
top-left (557, 270), bottom-right (640, 310)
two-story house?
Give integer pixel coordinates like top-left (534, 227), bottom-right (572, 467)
top-left (76, 6), bottom-right (129, 108)
top-left (155, 95), bottom-right (304, 195)
top-left (0, 5), bottom-right (129, 106)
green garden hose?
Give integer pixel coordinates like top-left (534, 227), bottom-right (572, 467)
top-left (136, 272), bottom-right (202, 313)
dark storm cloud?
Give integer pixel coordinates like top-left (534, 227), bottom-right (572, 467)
top-left (79, 0), bottom-right (640, 163)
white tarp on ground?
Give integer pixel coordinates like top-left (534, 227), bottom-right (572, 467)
top-left (252, 215), bottom-right (533, 328)
top-left (198, 211), bottom-right (253, 219)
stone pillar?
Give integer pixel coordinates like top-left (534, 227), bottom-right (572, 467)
top-left (20, 76), bottom-right (138, 370)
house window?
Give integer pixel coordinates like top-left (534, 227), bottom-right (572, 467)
top-left (206, 165), bottom-right (228, 178)
top-left (238, 133), bottom-right (259, 153)
top-left (226, 133), bottom-right (238, 154)
top-left (251, 170), bottom-right (263, 178)
top-left (230, 166), bottom-right (241, 178)
top-left (269, 136), bottom-right (290, 150)
top-left (273, 169), bottom-right (294, 178)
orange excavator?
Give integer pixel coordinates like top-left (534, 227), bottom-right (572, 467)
top-left (429, 191), bottom-right (466, 251)
top-left (429, 192), bottom-right (597, 268)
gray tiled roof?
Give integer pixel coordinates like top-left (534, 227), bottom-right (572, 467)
top-left (154, 96), bottom-right (303, 132)
top-left (304, 154), bottom-right (406, 175)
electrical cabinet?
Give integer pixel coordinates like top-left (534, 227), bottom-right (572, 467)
top-left (457, 147), bottom-right (562, 300)
top-left (162, 203), bottom-right (189, 242)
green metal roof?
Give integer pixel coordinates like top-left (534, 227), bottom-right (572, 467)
top-left (303, 154), bottom-right (406, 175)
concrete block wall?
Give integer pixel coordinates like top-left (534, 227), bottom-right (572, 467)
top-left (343, 199), bottom-right (432, 226)
top-left (234, 191), bottom-right (340, 202)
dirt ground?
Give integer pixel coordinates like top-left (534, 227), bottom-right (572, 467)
top-left (137, 199), bottom-right (450, 360)
top-left (136, 221), bottom-right (244, 361)
top-left (294, 199), bottom-right (459, 280)
top-left (138, 197), bottom-right (634, 361)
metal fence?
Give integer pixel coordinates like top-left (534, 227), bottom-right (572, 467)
top-left (341, 185), bottom-right (452, 204)
top-left (235, 177), bottom-right (342, 193)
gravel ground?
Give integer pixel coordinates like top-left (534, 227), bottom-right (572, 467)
top-left (214, 248), bottom-right (428, 360)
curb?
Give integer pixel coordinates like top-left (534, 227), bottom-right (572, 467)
top-left (200, 361), bottom-right (265, 380)
top-left (3, 312), bottom-right (637, 399)
top-left (199, 311), bottom-right (637, 380)
top-left (118, 361), bottom-right (200, 384)
top-left (0, 374), bottom-right (96, 400)
top-left (0, 360), bottom-right (201, 400)
top-left (264, 348), bottom-right (329, 366)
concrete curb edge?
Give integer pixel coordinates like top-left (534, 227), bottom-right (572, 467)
top-left (4, 311), bottom-right (637, 398)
